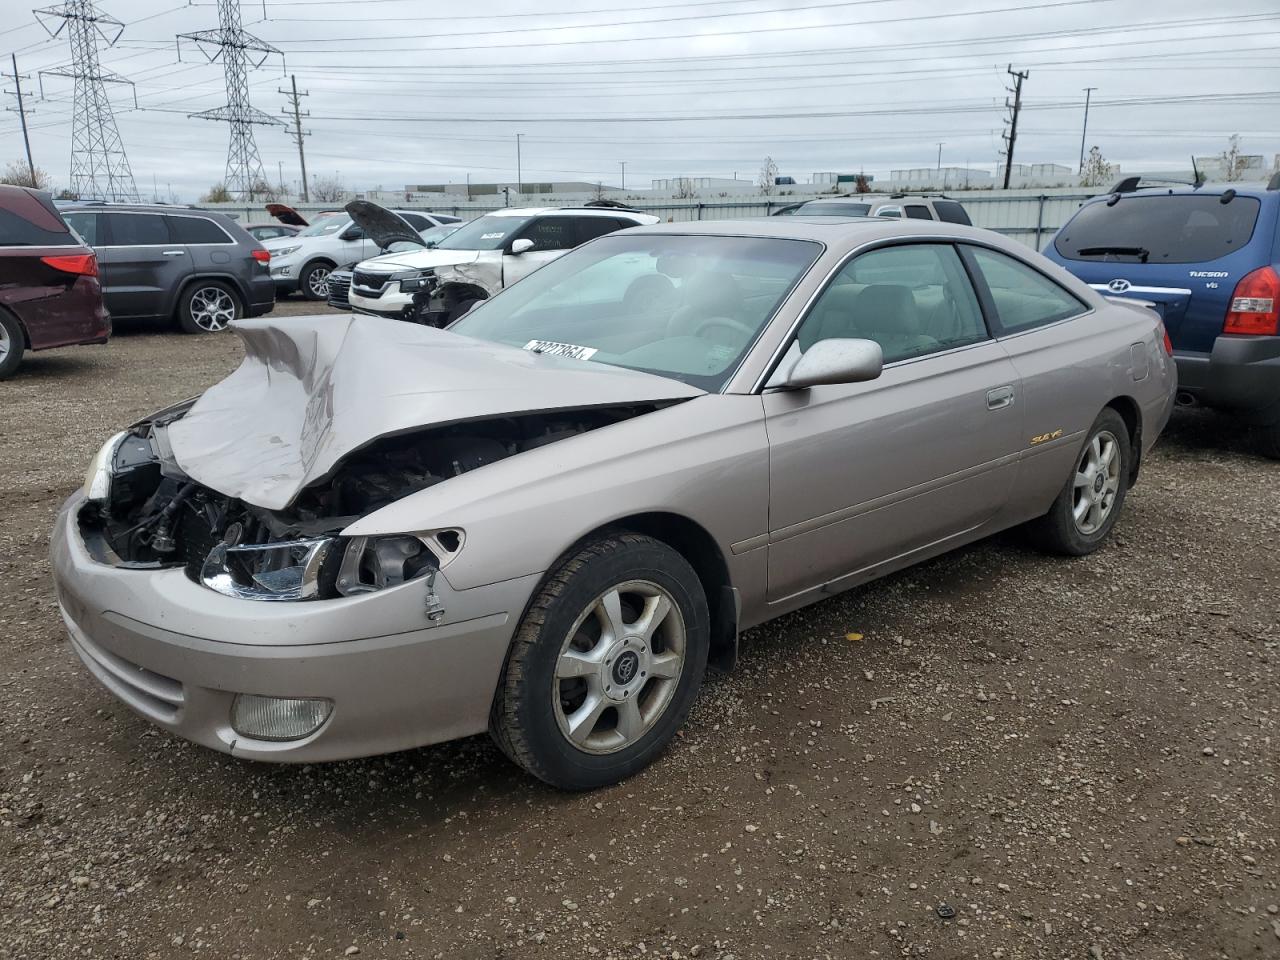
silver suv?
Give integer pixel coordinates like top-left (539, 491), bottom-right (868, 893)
top-left (776, 195), bottom-right (972, 224)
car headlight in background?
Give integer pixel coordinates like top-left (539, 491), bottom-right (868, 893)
top-left (231, 694), bottom-right (332, 741)
top-left (82, 431), bottom-right (128, 502)
top-left (390, 269), bottom-right (435, 293)
top-left (272, 245), bottom-right (301, 258)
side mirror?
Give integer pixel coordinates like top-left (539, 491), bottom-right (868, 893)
top-left (510, 237), bottom-right (535, 255)
top-left (340, 227), bottom-right (364, 241)
top-left (779, 338), bottom-right (883, 389)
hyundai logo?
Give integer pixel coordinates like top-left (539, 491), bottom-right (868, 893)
top-left (1108, 278), bottom-right (1132, 293)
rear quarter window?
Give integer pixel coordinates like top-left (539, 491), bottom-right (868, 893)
top-left (167, 215), bottom-right (232, 244)
top-left (933, 200), bottom-right (972, 225)
top-left (0, 190), bottom-right (78, 247)
top-left (1055, 194), bottom-right (1261, 264)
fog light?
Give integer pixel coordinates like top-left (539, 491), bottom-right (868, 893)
top-left (231, 695), bottom-right (332, 741)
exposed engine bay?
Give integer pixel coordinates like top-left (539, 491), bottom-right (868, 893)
top-left (81, 402), bottom-right (667, 601)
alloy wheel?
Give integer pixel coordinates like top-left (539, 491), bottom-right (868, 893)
top-left (307, 266), bottom-right (331, 298)
top-left (1072, 429), bottom-right (1121, 535)
top-left (553, 580), bottom-right (686, 755)
top-left (188, 286), bottom-right (236, 332)
top-left (0, 321), bottom-right (9, 362)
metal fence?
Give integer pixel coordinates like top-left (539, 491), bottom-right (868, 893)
top-left (218, 191), bottom-right (1098, 251)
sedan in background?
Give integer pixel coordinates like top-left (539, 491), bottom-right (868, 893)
top-left (0, 185), bottom-right (109, 379)
top-left (53, 218), bottom-right (1174, 790)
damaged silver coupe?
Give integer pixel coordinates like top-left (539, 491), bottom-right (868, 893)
top-left (52, 219), bottom-right (1176, 789)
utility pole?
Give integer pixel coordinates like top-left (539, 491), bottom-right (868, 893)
top-left (1078, 86), bottom-right (1096, 173)
top-left (620, 160), bottom-right (626, 190)
top-left (515, 133), bottom-right (522, 197)
top-left (936, 142), bottom-right (943, 171)
top-left (4, 54), bottom-right (37, 185)
top-left (34, 1), bottom-right (140, 201)
top-left (1001, 65), bottom-right (1029, 189)
top-left (179, 0), bottom-right (284, 201)
top-left (279, 74), bottom-right (310, 201)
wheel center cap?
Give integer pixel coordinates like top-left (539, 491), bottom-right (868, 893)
top-left (1093, 473), bottom-right (1105, 494)
top-left (611, 650), bottom-right (641, 686)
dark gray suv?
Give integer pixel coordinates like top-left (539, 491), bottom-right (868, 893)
top-left (61, 203), bottom-right (274, 333)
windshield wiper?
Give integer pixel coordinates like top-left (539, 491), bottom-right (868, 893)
top-left (1077, 245), bottom-right (1150, 263)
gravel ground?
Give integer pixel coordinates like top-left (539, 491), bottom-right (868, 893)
top-left (1, 307), bottom-right (1277, 960)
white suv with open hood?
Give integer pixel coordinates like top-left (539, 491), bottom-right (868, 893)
top-left (346, 207), bottom-right (660, 325)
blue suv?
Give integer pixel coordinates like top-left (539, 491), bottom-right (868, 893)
top-left (1044, 176), bottom-right (1280, 458)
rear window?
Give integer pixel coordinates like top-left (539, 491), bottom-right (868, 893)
top-left (904, 205), bottom-right (933, 220)
top-left (0, 189), bottom-right (77, 247)
top-left (933, 200), bottom-right (972, 225)
top-left (1055, 194), bottom-right (1261, 264)
top-left (167, 215), bottom-right (232, 244)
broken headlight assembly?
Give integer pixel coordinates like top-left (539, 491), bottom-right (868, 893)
top-left (199, 530), bottom-right (462, 608)
top-left (82, 431), bottom-right (129, 502)
top-left (391, 268), bottom-right (435, 293)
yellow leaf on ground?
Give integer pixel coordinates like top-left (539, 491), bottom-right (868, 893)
top-left (846, 632), bottom-right (864, 642)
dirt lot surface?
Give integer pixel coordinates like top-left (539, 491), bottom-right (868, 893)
top-left (1, 307), bottom-right (1276, 960)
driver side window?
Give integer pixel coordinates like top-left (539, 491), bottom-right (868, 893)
top-left (512, 217), bottom-right (573, 252)
top-left (794, 243), bottom-right (988, 364)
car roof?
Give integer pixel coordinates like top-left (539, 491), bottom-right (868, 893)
top-left (1091, 182), bottom-right (1277, 202)
top-left (62, 202), bottom-right (229, 216)
top-left (485, 206), bottom-right (653, 220)
top-left (620, 216), bottom-right (986, 243)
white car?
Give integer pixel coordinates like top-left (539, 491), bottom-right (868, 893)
top-left (264, 208), bottom-right (461, 300)
top-left (347, 207), bottom-right (660, 325)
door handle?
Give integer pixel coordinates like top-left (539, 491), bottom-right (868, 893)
top-left (986, 385), bottom-right (1015, 410)
top-left (161, 249), bottom-right (186, 256)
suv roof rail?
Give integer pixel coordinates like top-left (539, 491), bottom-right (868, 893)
top-left (887, 191), bottom-right (955, 200)
top-left (576, 200), bottom-right (644, 212)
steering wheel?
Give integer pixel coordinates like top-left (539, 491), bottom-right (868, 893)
top-left (693, 316), bottom-right (755, 342)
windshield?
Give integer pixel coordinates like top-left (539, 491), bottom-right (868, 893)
top-left (1055, 194), bottom-right (1261, 264)
top-left (297, 214), bottom-right (349, 238)
top-left (435, 215), bottom-right (534, 250)
top-left (419, 223), bottom-right (458, 246)
top-left (449, 233), bottom-right (822, 390)
top-left (796, 201), bottom-right (872, 217)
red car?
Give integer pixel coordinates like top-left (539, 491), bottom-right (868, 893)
top-left (0, 185), bottom-right (110, 380)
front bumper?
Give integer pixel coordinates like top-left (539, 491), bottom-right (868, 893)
top-left (50, 493), bottom-right (539, 762)
top-left (349, 283), bottom-right (414, 318)
top-left (1175, 335), bottom-right (1280, 420)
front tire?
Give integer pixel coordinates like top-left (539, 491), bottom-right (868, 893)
top-left (491, 534), bottom-right (710, 790)
top-left (299, 261), bottom-right (332, 301)
top-left (1255, 422), bottom-right (1280, 461)
top-left (1028, 408), bottom-right (1130, 556)
top-left (0, 311), bottom-right (25, 380)
top-left (178, 280), bottom-right (241, 334)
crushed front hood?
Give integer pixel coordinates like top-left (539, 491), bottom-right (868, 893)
top-left (166, 315), bottom-right (704, 511)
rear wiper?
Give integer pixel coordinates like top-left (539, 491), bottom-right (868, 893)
top-left (1077, 245), bottom-right (1150, 263)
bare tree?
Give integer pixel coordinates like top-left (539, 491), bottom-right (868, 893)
top-left (673, 177), bottom-right (698, 200)
top-left (1079, 146), bottom-right (1113, 188)
top-left (757, 156), bottom-right (779, 195)
top-left (311, 176), bottom-right (347, 202)
top-left (201, 183), bottom-right (233, 203)
top-left (1218, 134), bottom-right (1248, 182)
top-left (854, 173), bottom-right (871, 194)
top-left (1, 160), bottom-right (53, 190)
top-left (249, 178), bottom-right (280, 202)
top-left (593, 181), bottom-right (606, 201)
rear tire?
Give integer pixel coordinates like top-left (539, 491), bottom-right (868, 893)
top-left (491, 534), bottom-right (710, 790)
top-left (178, 280), bottom-right (241, 334)
top-left (1027, 408), bottom-right (1130, 556)
top-left (0, 311), bottom-right (25, 380)
top-left (299, 261), bottom-right (332, 301)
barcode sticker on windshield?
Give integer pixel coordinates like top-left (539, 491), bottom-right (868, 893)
top-left (524, 339), bottom-right (599, 361)
top-left (480, 232), bottom-right (506, 240)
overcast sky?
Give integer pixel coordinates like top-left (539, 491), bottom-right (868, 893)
top-left (2, 0), bottom-right (1278, 200)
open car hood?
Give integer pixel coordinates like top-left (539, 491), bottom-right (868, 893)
top-left (166, 315), bottom-right (705, 511)
top-left (345, 199), bottom-right (423, 250)
top-left (265, 202), bottom-right (308, 227)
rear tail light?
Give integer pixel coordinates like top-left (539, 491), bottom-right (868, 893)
top-left (1224, 266), bottom-right (1279, 335)
top-left (40, 253), bottom-right (99, 277)
top-left (251, 248), bottom-right (271, 264)
top-left (1159, 322), bottom-right (1173, 356)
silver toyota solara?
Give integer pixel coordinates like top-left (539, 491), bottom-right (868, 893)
top-left (52, 218), bottom-right (1176, 789)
